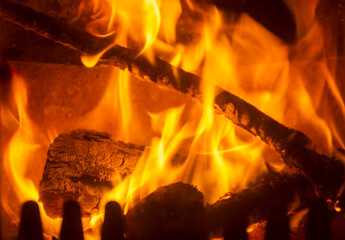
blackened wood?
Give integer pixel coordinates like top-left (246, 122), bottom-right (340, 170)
top-left (0, 1), bottom-right (113, 55)
top-left (39, 129), bottom-right (185, 218)
top-left (205, 174), bottom-right (314, 236)
top-left (265, 202), bottom-right (290, 240)
top-left (0, 63), bottom-right (14, 103)
top-left (60, 201), bottom-right (84, 240)
top-left (102, 201), bottom-right (125, 240)
top-left (306, 198), bottom-right (331, 240)
top-left (18, 201), bottom-right (43, 240)
top-left (125, 182), bottom-right (207, 240)
top-left (1, 0), bottom-right (344, 201)
top-left (223, 211), bottom-right (248, 240)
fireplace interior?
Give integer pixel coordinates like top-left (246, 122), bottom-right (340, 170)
top-left (1, 0), bottom-right (345, 239)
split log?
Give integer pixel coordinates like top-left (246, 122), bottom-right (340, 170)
top-left (39, 129), bottom-right (143, 218)
top-left (1, 1), bottom-right (344, 201)
top-left (39, 129), bottom-right (184, 218)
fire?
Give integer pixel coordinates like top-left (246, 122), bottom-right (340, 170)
top-left (1, 68), bottom-right (61, 236)
top-left (79, 0), bottom-right (161, 67)
top-left (1, 0), bottom-right (345, 239)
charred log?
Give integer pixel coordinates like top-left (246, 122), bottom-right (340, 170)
top-left (205, 173), bottom-right (315, 236)
top-left (1, 1), bottom-right (344, 201)
top-left (126, 182), bottom-right (206, 240)
top-left (39, 129), bottom-right (184, 218)
top-left (124, 176), bottom-right (315, 239)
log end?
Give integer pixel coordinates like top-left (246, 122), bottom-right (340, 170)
top-left (39, 129), bottom-right (144, 218)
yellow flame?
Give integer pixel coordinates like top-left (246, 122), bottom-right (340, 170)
top-left (77, 0), bottom-right (161, 65)
top-left (81, 43), bottom-right (116, 68)
top-left (1, 71), bottom-right (61, 236)
top-left (158, 0), bottom-right (182, 45)
top-left (139, 0), bottom-right (161, 54)
top-left (334, 200), bottom-right (342, 212)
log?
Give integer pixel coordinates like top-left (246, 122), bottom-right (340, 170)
top-left (124, 176), bottom-right (315, 240)
top-left (39, 129), bottom-right (184, 218)
top-left (39, 129), bottom-right (142, 218)
top-left (1, 1), bottom-right (344, 201)
top-left (126, 182), bottom-right (206, 240)
top-left (204, 173), bottom-right (314, 236)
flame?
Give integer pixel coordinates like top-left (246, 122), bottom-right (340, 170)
top-left (77, 0), bottom-right (345, 235)
top-left (78, 0), bottom-right (161, 66)
top-left (2, 0), bottom-right (345, 238)
top-left (1, 69), bottom-right (61, 236)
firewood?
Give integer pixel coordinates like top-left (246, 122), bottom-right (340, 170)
top-left (125, 182), bottom-right (207, 240)
top-left (39, 129), bottom-right (142, 218)
top-left (39, 129), bottom-right (184, 218)
top-left (204, 173), bottom-right (314, 237)
top-left (1, 1), bottom-right (344, 202)
top-left (124, 175), bottom-right (314, 240)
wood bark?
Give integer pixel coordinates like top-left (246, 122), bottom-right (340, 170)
top-left (39, 129), bottom-right (184, 218)
top-left (1, 1), bottom-right (344, 201)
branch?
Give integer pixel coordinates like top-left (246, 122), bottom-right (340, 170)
top-left (1, 0), bottom-right (343, 201)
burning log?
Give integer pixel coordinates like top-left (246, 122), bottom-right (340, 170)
top-left (125, 175), bottom-right (314, 239)
top-left (39, 129), bottom-right (185, 218)
top-left (126, 182), bottom-right (206, 240)
top-left (205, 173), bottom-right (314, 236)
top-left (1, 1), bottom-right (344, 202)
top-left (39, 129), bottom-right (142, 218)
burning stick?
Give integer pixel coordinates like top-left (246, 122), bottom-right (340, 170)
top-left (0, 1), bottom-right (344, 201)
